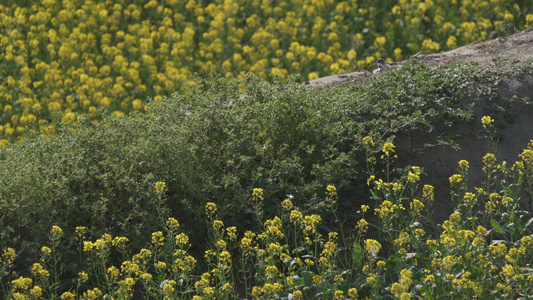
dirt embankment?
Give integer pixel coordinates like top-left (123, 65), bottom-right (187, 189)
top-left (306, 28), bottom-right (533, 223)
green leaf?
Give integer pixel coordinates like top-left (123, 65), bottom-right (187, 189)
top-left (352, 242), bottom-right (364, 270)
top-left (525, 216), bottom-right (533, 229)
top-left (491, 219), bottom-right (504, 234)
top-left (419, 285), bottom-right (437, 300)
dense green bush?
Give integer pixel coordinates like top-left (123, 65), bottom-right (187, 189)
top-left (0, 61), bottom-right (497, 274)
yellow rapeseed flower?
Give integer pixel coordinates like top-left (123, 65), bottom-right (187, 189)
top-left (107, 266), bottom-right (120, 281)
top-left (482, 153), bottom-right (498, 171)
top-left (155, 181), bottom-right (167, 194)
top-left (410, 199), bottom-right (424, 211)
top-left (84, 287), bottom-right (103, 300)
top-left (481, 115), bottom-right (494, 129)
top-left (61, 292), bottom-right (75, 300)
top-left (151, 231), bottom-right (165, 246)
top-left (364, 239), bottom-right (382, 258)
top-left (112, 236), bottom-right (129, 248)
top-left (31, 263), bottom-right (50, 278)
top-left (30, 286), bottom-right (43, 297)
top-left (281, 199), bottom-right (293, 210)
top-left (449, 174), bottom-right (463, 185)
top-left (382, 142), bottom-right (395, 157)
top-left (363, 136), bottom-right (375, 146)
top-left (78, 271), bottom-right (89, 283)
top-left (348, 288), bottom-right (358, 299)
top-left (213, 220), bottom-right (224, 231)
top-left (155, 261), bottom-right (167, 270)
top-left (501, 264), bottom-right (515, 279)
top-left (51, 225), bottom-right (63, 235)
top-left (75, 226), bottom-right (86, 235)
top-left (307, 72), bottom-right (319, 81)
top-left (11, 276), bottom-right (33, 290)
top-left (216, 239), bottom-right (227, 250)
top-left (205, 202), bottom-right (217, 217)
top-left (240, 236), bottom-right (253, 249)
top-left (333, 290), bottom-right (344, 299)
top-left (41, 246), bottom-right (52, 255)
top-left (167, 217), bottom-right (180, 229)
top-left (2, 248), bottom-right (16, 265)
top-left (355, 218), bottom-right (369, 234)
top-left (292, 290), bottom-right (304, 300)
top-left (459, 160), bottom-right (469, 170)
top-left (265, 265), bottom-right (278, 279)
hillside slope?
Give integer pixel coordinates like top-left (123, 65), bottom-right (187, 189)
top-left (307, 28), bottom-right (533, 223)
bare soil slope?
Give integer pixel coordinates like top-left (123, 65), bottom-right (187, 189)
top-left (306, 28), bottom-right (533, 223)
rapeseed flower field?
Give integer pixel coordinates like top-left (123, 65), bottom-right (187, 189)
top-left (0, 0), bottom-right (532, 145)
top-left (1, 1), bottom-right (533, 298)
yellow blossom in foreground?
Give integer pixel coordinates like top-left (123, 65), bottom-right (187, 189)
top-left (382, 142), bottom-right (396, 157)
top-left (364, 239), bottom-right (382, 258)
top-left (292, 290), bottom-right (304, 300)
top-left (84, 287), bottom-right (103, 299)
top-left (78, 271), bottom-right (89, 283)
top-left (281, 199), bottom-right (293, 210)
top-left (31, 263), bottom-right (50, 278)
top-left (213, 220), bottom-right (224, 231)
top-left (363, 136), bottom-right (375, 146)
top-left (30, 286), bottom-right (43, 297)
top-left (167, 217), bottom-right (180, 229)
top-left (51, 225), bottom-right (63, 235)
top-left (252, 188), bottom-right (264, 200)
top-left (155, 181), bottom-right (168, 194)
top-left (481, 115), bottom-right (494, 129)
top-left (459, 160), bottom-right (469, 170)
top-left (75, 226), bottom-right (86, 235)
top-left (112, 236), bottom-right (129, 248)
top-left (205, 202), bottom-right (217, 217)
top-left (61, 292), bottom-right (76, 300)
top-left (151, 231), bottom-right (165, 246)
top-left (334, 290), bottom-right (345, 299)
top-left (423, 185), bottom-right (435, 201)
top-left (3, 248), bottom-right (16, 265)
top-left (449, 174), bottom-right (463, 185)
top-left (11, 276), bottom-right (33, 290)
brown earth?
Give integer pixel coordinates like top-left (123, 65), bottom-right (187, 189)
top-left (305, 28), bottom-right (533, 224)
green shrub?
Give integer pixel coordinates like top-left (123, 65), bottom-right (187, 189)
top-left (0, 61), bottom-right (501, 280)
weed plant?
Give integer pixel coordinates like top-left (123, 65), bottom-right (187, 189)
top-left (0, 61), bottom-right (492, 260)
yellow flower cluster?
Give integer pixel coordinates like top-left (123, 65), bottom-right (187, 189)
top-left (390, 269), bottom-right (413, 299)
top-left (0, 0), bottom-right (530, 146)
top-left (31, 263), bottom-right (50, 278)
top-left (290, 210), bottom-right (322, 238)
top-left (449, 174), bottom-right (464, 185)
top-left (2, 247), bottom-right (16, 268)
top-left (154, 181), bottom-right (168, 194)
top-left (319, 232), bottom-right (338, 270)
top-left (375, 200), bottom-right (404, 219)
top-left (481, 115), bottom-right (495, 129)
top-left (84, 233), bottom-right (112, 252)
top-left (382, 142), bottom-right (396, 158)
top-left (252, 188), bottom-right (264, 201)
top-left (364, 239), bottom-right (382, 258)
top-left (9, 276), bottom-right (45, 300)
